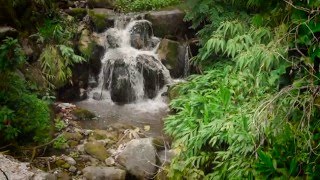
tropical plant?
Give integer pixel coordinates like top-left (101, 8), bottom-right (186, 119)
top-left (165, 0), bottom-right (320, 179)
top-left (32, 17), bottom-right (86, 89)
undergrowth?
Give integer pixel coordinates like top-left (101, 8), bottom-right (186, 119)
top-left (165, 0), bottom-right (320, 179)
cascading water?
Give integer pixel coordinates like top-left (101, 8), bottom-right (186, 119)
top-left (76, 15), bottom-right (178, 136)
top-left (89, 17), bottom-right (172, 104)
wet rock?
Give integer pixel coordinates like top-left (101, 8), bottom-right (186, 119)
top-left (105, 59), bottom-right (136, 104)
top-left (116, 138), bottom-right (157, 179)
top-left (157, 39), bottom-right (187, 78)
top-left (106, 28), bottom-right (121, 48)
top-left (0, 26), bottom-right (18, 40)
top-left (129, 20), bottom-right (153, 50)
top-left (84, 141), bottom-right (109, 161)
top-left (89, 43), bottom-right (104, 79)
top-left (103, 54), bottom-right (169, 103)
top-left (136, 54), bottom-right (166, 98)
top-left (145, 9), bottom-right (189, 40)
top-left (82, 166), bottom-right (126, 180)
top-left (93, 92), bottom-right (102, 100)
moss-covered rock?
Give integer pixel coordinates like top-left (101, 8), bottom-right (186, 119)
top-left (145, 9), bottom-right (188, 40)
top-left (87, 0), bottom-right (115, 8)
top-left (65, 8), bottom-right (87, 20)
top-left (89, 10), bottom-right (108, 33)
top-left (78, 29), bottom-right (95, 58)
top-left (168, 83), bottom-right (181, 101)
top-left (84, 141), bottom-right (110, 161)
top-left (72, 108), bottom-right (96, 120)
top-left (89, 129), bottom-right (119, 141)
top-left (157, 39), bottom-right (187, 78)
top-left (63, 132), bottom-right (83, 141)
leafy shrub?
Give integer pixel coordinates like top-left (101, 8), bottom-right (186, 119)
top-left (165, 0), bottom-right (320, 179)
top-left (0, 37), bottom-right (26, 73)
top-left (54, 118), bottom-right (66, 131)
top-left (32, 17), bottom-right (86, 89)
top-left (53, 135), bottom-right (68, 149)
top-left (39, 44), bottom-right (85, 88)
top-left (0, 73), bottom-right (51, 143)
top-left (0, 38), bottom-right (51, 144)
top-left (115, 0), bottom-right (181, 12)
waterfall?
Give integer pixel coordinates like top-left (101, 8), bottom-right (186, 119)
top-left (88, 16), bottom-right (172, 104)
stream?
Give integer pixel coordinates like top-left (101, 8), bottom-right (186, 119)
top-left (76, 14), bottom-right (188, 137)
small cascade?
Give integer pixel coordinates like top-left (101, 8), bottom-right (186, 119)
top-left (89, 16), bottom-right (172, 104)
top-left (184, 45), bottom-right (190, 77)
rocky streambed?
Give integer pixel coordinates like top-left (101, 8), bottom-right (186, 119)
top-left (0, 102), bottom-right (175, 180)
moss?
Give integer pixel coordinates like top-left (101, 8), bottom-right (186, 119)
top-left (78, 29), bottom-right (96, 58)
top-left (84, 141), bottom-right (110, 161)
top-left (63, 132), bottom-right (83, 141)
top-left (88, 10), bottom-right (108, 32)
top-left (72, 107), bottom-right (96, 120)
top-left (69, 8), bottom-right (87, 20)
top-left (168, 83), bottom-right (181, 100)
top-left (157, 39), bottom-right (180, 70)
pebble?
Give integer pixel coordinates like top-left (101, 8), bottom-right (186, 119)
top-left (69, 166), bottom-right (77, 173)
top-left (62, 155), bottom-right (76, 165)
top-left (105, 157), bottom-right (115, 166)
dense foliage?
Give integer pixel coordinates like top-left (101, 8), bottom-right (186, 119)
top-left (32, 17), bottom-right (86, 89)
top-left (115, 0), bottom-right (181, 12)
top-left (0, 0), bottom-right (85, 145)
top-left (0, 38), bottom-right (50, 144)
top-left (165, 0), bottom-right (320, 179)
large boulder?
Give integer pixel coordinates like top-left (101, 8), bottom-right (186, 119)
top-left (88, 9), bottom-right (109, 33)
top-left (116, 138), bottom-right (157, 179)
top-left (129, 20), bottom-right (153, 50)
top-left (0, 154), bottom-right (54, 180)
top-left (157, 39), bottom-right (187, 78)
top-left (91, 8), bottom-right (116, 31)
top-left (106, 28), bottom-right (121, 48)
top-left (145, 9), bottom-right (189, 40)
top-left (82, 166), bottom-right (126, 180)
top-left (104, 59), bottom-right (137, 103)
top-left (136, 54), bottom-right (166, 98)
top-left (103, 54), bottom-right (169, 103)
